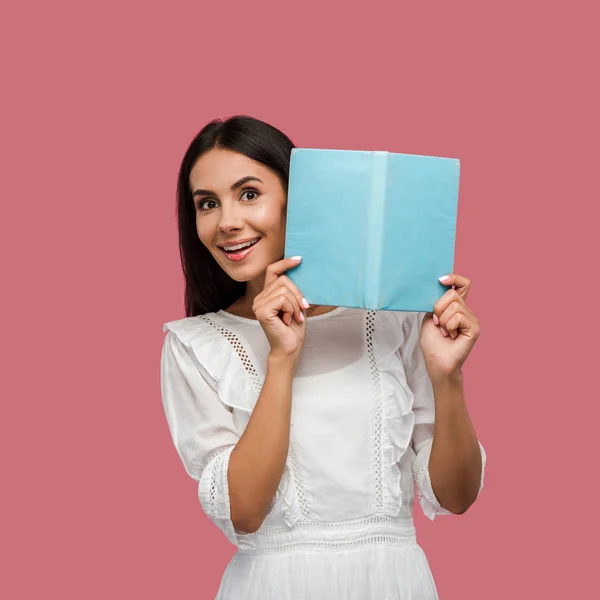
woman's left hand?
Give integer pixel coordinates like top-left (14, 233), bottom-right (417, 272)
top-left (419, 274), bottom-right (481, 379)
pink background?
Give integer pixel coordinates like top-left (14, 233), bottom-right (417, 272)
top-left (2, 0), bottom-right (598, 598)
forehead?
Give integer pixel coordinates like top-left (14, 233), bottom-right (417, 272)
top-left (190, 148), bottom-right (273, 189)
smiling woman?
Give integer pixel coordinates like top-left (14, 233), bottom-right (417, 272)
top-left (175, 116), bottom-right (294, 317)
top-left (160, 115), bottom-right (487, 600)
top-left (189, 148), bottom-right (289, 285)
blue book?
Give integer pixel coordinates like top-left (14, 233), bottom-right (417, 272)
top-left (284, 148), bottom-right (460, 312)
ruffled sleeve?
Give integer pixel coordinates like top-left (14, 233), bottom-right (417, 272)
top-left (160, 326), bottom-right (247, 546)
top-left (397, 312), bottom-right (487, 520)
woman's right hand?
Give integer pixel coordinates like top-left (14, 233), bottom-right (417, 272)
top-left (252, 257), bottom-right (308, 361)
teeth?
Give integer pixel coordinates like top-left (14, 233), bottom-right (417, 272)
top-left (223, 239), bottom-right (258, 252)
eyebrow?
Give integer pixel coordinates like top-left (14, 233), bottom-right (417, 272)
top-left (192, 176), bottom-right (264, 198)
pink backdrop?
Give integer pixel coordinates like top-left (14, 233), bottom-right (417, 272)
top-left (2, 0), bottom-right (598, 598)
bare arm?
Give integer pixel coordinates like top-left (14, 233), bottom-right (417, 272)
top-left (428, 371), bottom-right (483, 514)
top-left (227, 354), bottom-right (296, 534)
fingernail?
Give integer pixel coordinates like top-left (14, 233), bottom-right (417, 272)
top-left (299, 312), bottom-right (305, 322)
top-left (439, 275), bottom-right (450, 282)
top-left (433, 314), bottom-right (439, 326)
top-left (450, 330), bottom-right (457, 339)
top-left (302, 298), bottom-right (310, 309)
top-left (290, 256), bottom-right (302, 261)
top-left (441, 327), bottom-right (448, 337)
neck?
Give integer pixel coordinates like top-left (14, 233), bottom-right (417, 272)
top-left (244, 275), bottom-right (266, 305)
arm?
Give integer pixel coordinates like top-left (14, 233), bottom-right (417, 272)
top-left (400, 312), bottom-right (486, 520)
top-left (428, 371), bottom-right (483, 514)
top-left (161, 329), bottom-right (296, 540)
top-left (228, 354), bottom-right (295, 533)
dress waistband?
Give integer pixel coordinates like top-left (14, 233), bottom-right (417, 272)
top-left (236, 515), bottom-right (417, 555)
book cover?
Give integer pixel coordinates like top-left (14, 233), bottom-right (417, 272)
top-left (284, 148), bottom-right (460, 312)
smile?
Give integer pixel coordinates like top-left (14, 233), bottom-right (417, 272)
top-left (219, 237), bottom-right (261, 262)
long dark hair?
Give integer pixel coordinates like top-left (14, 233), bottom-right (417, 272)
top-left (176, 115), bottom-right (295, 317)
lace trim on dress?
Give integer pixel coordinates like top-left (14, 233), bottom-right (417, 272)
top-left (208, 451), bottom-right (225, 517)
top-left (197, 446), bottom-right (239, 546)
top-left (366, 310), bottom-right (385, 514)
top-left (199, 315), bottom-right (262, 390)
top-left (369, 311), bottom-right (417, 517)
top-left (414, 459), bottom-right (451, 520)
top-left (248, 594), bottom-right (433, 600)
top-left (414, 438), bottom-right (487, 520)
top-left (252, 514), bottom-right (413, 536)
top-left (237, 515), bottom-right (417, 556)
top-left (240, 535), bottom-right (416, 555)
top-left (288, 450), bottom-right (310, 521)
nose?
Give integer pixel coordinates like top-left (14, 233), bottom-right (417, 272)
top-left (217, 200), bottom-right (244, 233)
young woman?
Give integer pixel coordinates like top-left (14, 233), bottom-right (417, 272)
top-left (160, 115), bottom-right (487, 599)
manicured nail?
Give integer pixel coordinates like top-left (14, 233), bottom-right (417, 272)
top-left (299, 312), bottom-right (305, 322)
top-left (290, 256), bottom-right (302, 261)
top-left (433, 314), bottom-right (439, 326)
top-left (439, 275), bottom-right (450, 283)
top-left (302, 298), bottom-right (310, 309)
top-left (450, 330), bottom-right (457, 339)
top-left (441, 327), bottom-right (448, 337)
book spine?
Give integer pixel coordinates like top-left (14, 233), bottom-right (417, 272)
top-left (363, 152), bottom-right (388, 309)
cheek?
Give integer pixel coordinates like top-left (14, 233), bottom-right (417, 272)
top-left (196, 216), bottom-right (215, 247)
top-left (253, 203), bottom-right (285, 233)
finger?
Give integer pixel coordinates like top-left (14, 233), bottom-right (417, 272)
top-left (264, 256), bottom-right (303, 288)
top-left (270, 293), bottom-right (297, 326)
top-left (433, 289), bottom-right (466, 324)
top-left (266, 275), bottom-right (309, 321)
top-left (439, 301), bottom-right (468, 338)
top-left (263, 287), bottom-right (303, 325)
top-left (253, 288), bottom-right (297, 325)
top-left (424, 311), bottom-right (440, 327)
top-left (425, 311), bottom-right (449, 337)
top-left (438, 273), bottom-right (471, 300)
top-left (445, 312), bottom-right (480, 340)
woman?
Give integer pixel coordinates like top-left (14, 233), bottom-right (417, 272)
top-left (160, 115), bottom-right (487, 599)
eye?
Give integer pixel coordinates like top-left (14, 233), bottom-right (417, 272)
top-left (197, 199), bottom-right (219, 211)
top-left (241, 189), bottom-right (259, 202)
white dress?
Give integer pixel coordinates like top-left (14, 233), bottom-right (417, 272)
top-left (160, 306), bottom-right (486, 599)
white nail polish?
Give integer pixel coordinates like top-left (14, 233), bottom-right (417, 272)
top-left (302, 298), bottom-right (310, 309)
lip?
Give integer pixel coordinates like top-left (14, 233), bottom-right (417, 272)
top-left (216, 236), bottom-right (261, 249)
top-left (218, 237), bottom-right (261, 262)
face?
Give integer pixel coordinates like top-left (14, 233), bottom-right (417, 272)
top-left (190, 148), bottom-right (287, 283)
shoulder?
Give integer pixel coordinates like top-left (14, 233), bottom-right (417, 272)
top-left (162, 314), bottom-right (211, 344)
top-left (161, 312), bottom-right (263, 411)
top-left (161, 311), bottom-right (260, 363)
top-left (161, 313), bottom-right (238, 385)
top-left (161, 312), bottom-right (236, 350)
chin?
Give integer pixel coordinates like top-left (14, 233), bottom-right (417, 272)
top-left (227, 272), bottom-right (253, 283)
top-left (222, 264), bottom-right (264, 283)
